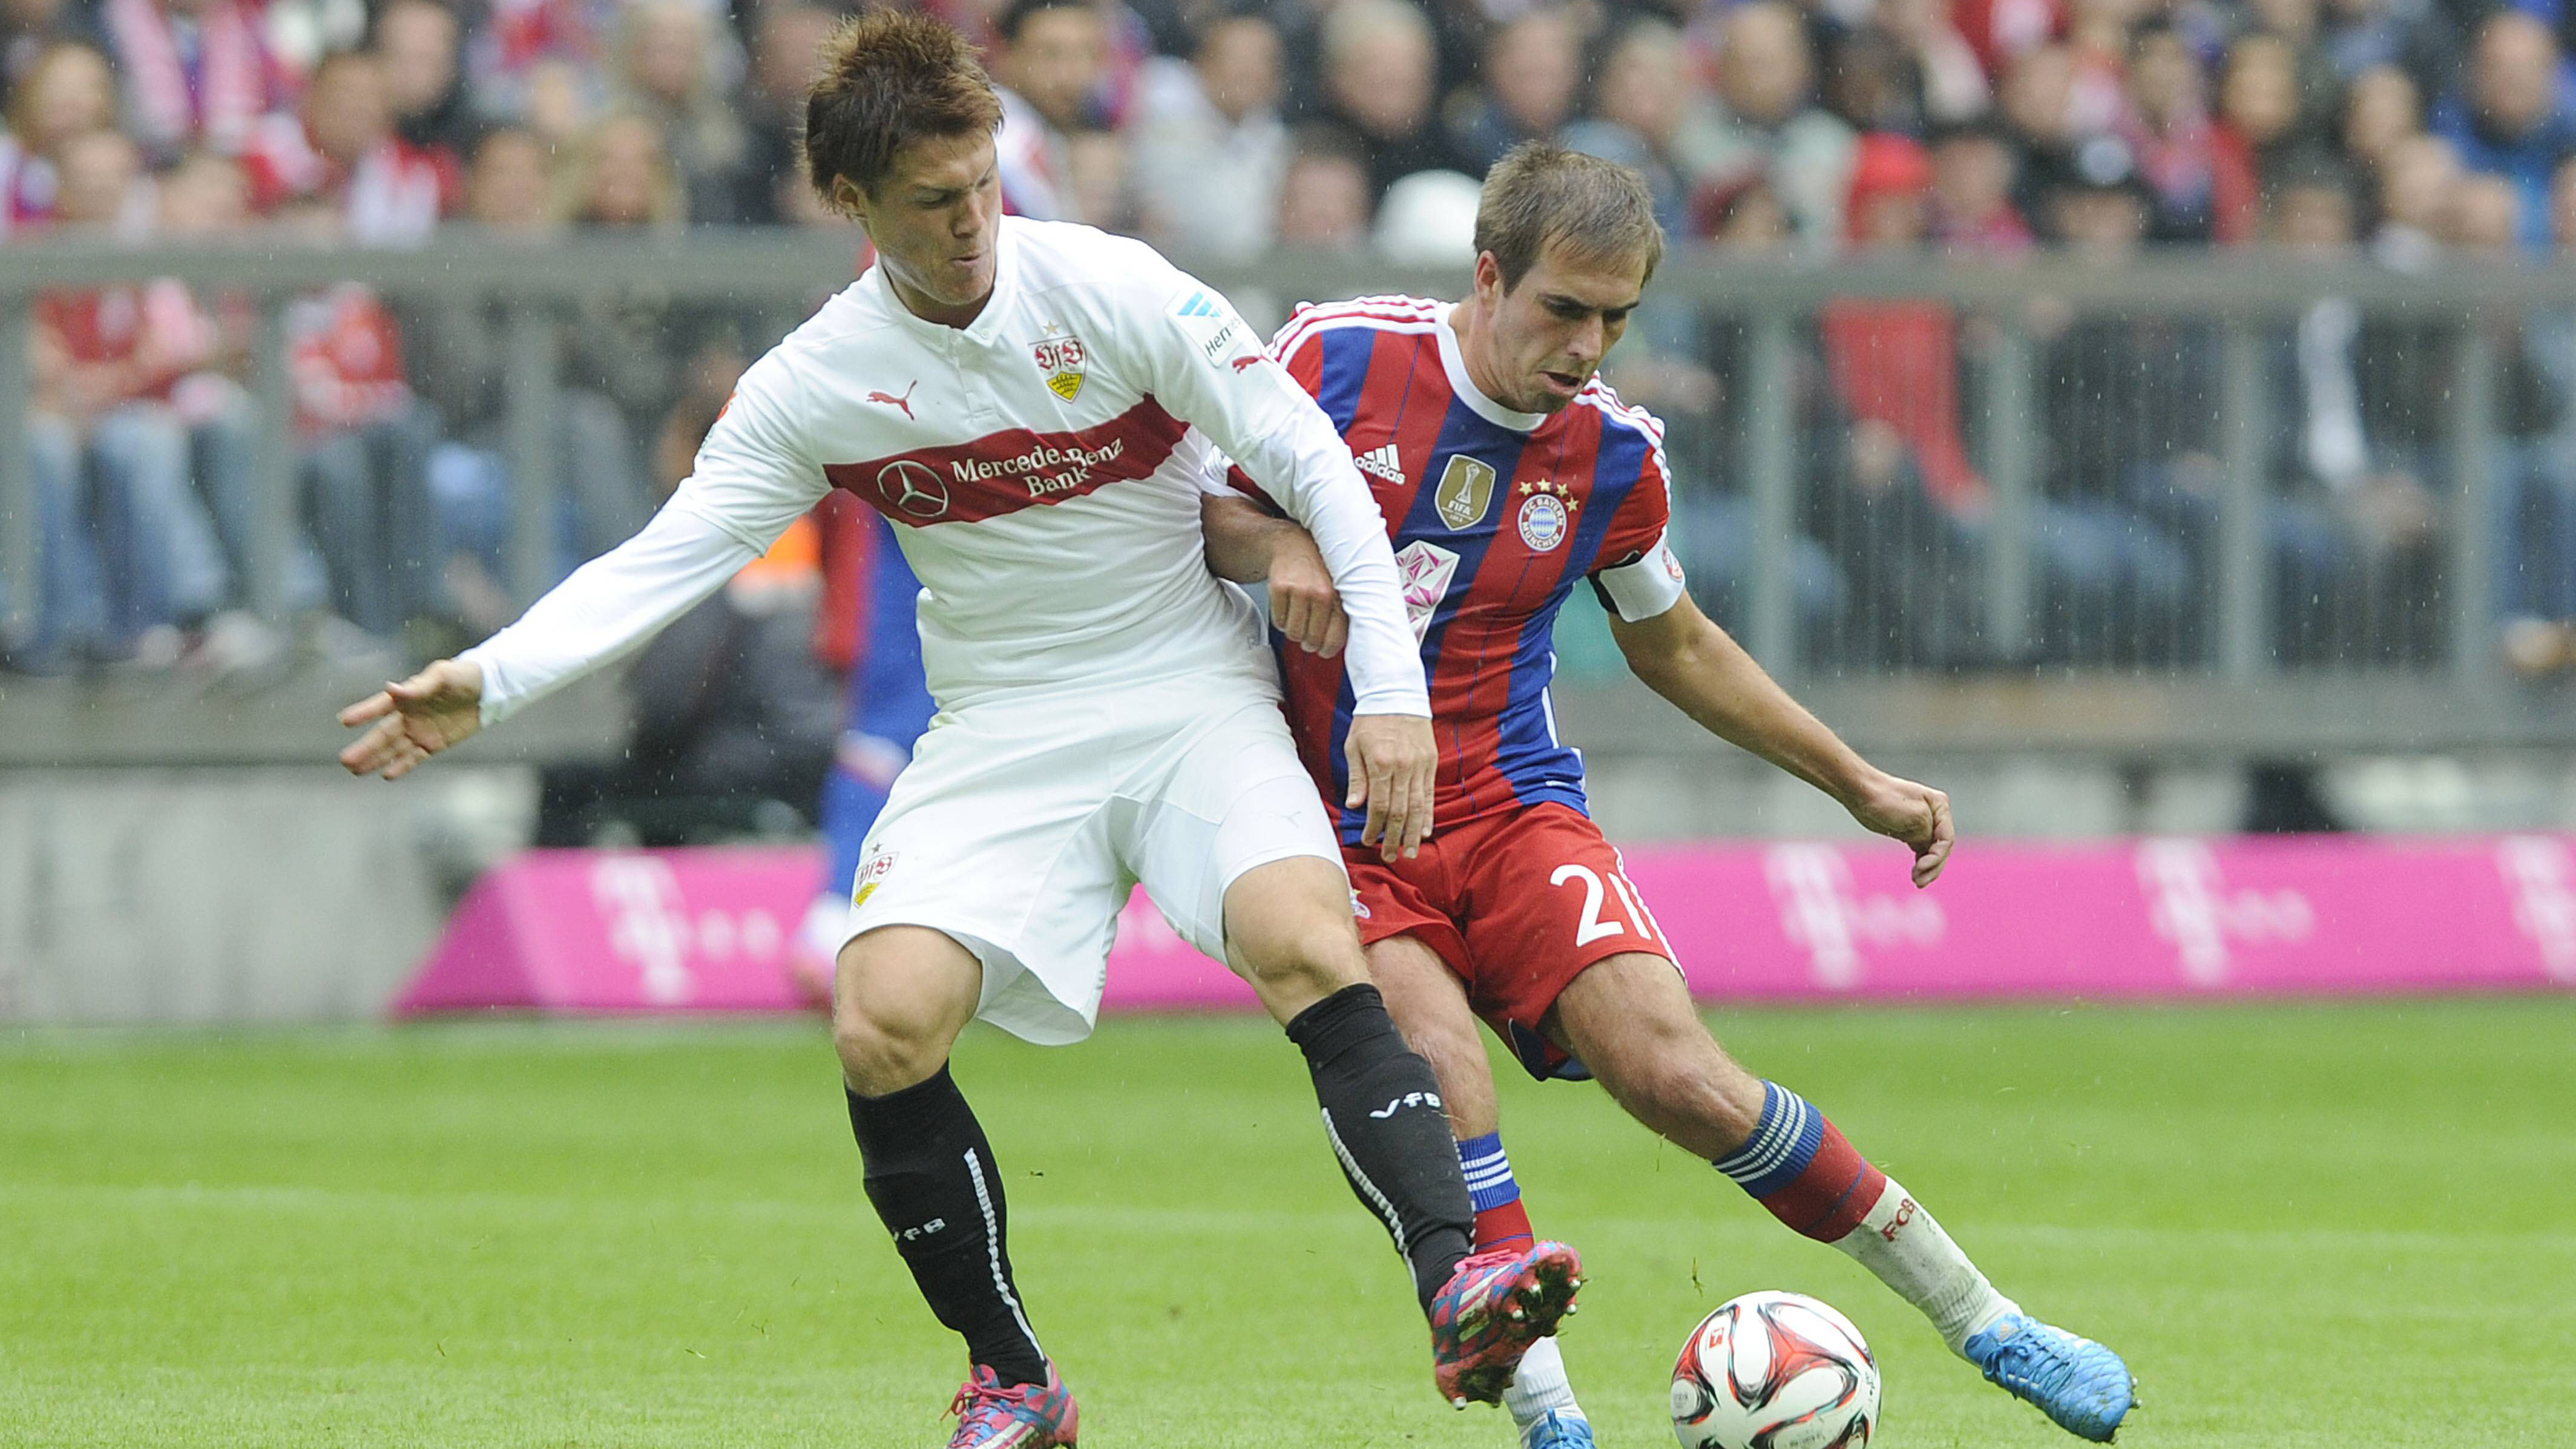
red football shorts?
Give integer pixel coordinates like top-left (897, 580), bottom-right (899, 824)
top-left (1346, 801), bottom-right (1677, 1080)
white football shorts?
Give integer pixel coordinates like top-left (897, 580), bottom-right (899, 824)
top-left (840, 672), bottom-right (1339, 1044)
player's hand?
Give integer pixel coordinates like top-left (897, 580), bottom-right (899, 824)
top-left (1266, 527), bottom-right (1348, 657)
top-left (1845, 771), bottom-right (1954, 887)
top-left (1344, 712), bottom-right (1436, 861)
top-left (338, 659), bottom-right (485, 780)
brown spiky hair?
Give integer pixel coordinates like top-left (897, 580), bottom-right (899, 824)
top-left (804, 10), bottom-right (1003, 207)
top-left (1473, 142), bottom-right (1666, 291)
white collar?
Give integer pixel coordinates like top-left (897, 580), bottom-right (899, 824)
top-left (1436, 301), bottom-right (1548, 433)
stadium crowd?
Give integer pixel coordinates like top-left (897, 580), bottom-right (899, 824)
top-left (9, 0), bottom-right (2576, 681)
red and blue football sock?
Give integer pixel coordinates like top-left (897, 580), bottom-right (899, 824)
top-left (1716, 1081), bottom-right (2016, 1355)
top-left (1457, 1131), bottom-right (1584, 1431)
top-left (1457, 1132), bottom-right (1536, 1256)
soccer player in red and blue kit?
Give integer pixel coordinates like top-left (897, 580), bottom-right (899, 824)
top-left (1204, 144), bottom-right (2137, 1448)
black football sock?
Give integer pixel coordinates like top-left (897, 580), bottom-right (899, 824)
top-left (846, 1066), bottom-right (1049, 1388)
top-left (1286, 983), bottom-right (1476, 1310)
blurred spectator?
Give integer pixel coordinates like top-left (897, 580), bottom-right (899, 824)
top-left (464, 0), bottom-right (601, 136)
top-left (553, 110), bottom-right (742, 550)
top-left (2434, 13), bottom-right (2576, 249)
top-left (1817, 133), bottom-right (1991, 663)
top-left (1825, 133), bottom-right (1990, 514)
top-left (1131, 7), bottom-right (1287, 257)
top-left (2031, 142), bottom-right (2203, 661)
top-left (2124, 19), bottom-right (2250, 242)
top-left (1819, 24), bottom-right (1924, 137)
top-left (287, 278), bottom-right (440, 644)
top-left (2440, 171), bottom-right (2574, 668)
top-left (1273, 124), bottom-right (1372, 249)
top-left (1878, 0), bottom-right (1994, 126)
top-left (557, 110), bottom-right (680, 231)
top-left (154, 146), bottom-right (323, 660)
top-left (2317, 0), bottom-right (2454, 96)
top-left (1700, 1), bottom-right (1855, 248)
top-left (737, 3), bottom-right (838, 226)
top-left (1, 0), bottom-right (107, 116)
top-left (993, 0), bottom-right (1105, 219)
top-left (1, 39), bottom-right (115, 232)
top-left (2208, 34), bottom-right (2312, 237)
top-left (1927, 116), bottom-right (2034, 252)
top-left (1561, 17), bottom-right (1695, 239)
top-left (2000, 42), bottom-right (2082, 221)
top-left (409, 126), bottom-right (650, 636)
top-left (2060, 0), bottom-right (2135, 137)
top-left (29, 127), bottom-right (233, 664)
top-left (2508, 154), bottom-right (2576, 672)
top-left (1444, 6), bottom-right (1579, 175)
top-left (461, 123), bottom-right (553, 234)
top-left (1316, 0), bottom-right (1447, 203)
top-left (100, 0), bottom-right (289, 163)
top-left (611, 0), bottom-right (749, 225)
top-left (375, 0), bottom-right (478, 160)
top-left (1952, 0), bottom-right (2066, 82)
top-left (1064, 125), bottom-right (1134, 232)
top-left (2339, 61), bottom-right (2421, 179)
top-left (243, 48), bottom-right (458, 245)
top-left (2371, 130), bottom-right (2457, 268)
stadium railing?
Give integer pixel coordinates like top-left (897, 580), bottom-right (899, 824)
top-left (2, 237), bottom-right (2572, 764)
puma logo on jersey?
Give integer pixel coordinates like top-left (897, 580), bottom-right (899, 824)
top-left (1369, 1090), bottom-right (1444, 1119)
top-left (867, 381), bottom-right (918, 419)
top-left (1230, 354), bottom-right (1263, 373)
top-left (1353, 442), bottom-right (1407, 487)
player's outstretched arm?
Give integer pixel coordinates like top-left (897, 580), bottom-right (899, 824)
top-left (1198, 494), bottom-right (1348, 658)
top-left (338, 660), bottom-right (484, 780)
top-left (1609, 592), bottom-right (1954, 887)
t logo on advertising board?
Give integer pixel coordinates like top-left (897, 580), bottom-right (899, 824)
top-left (589, 855), bottom-right (784, 1007)
top-left (1761, 844), bottom-right (1945, 988)
top-left (2497, 835), bottom-right (2576, 982)
top-left (2135, 838), bottom-right (2313, 985)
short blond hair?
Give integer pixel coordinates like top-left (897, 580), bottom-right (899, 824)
top-left (1473, 142), bottom-right (1666, 290)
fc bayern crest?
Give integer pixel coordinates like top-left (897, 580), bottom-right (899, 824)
top-left (1031, 335), bottom-right (1088, 401)
top-left (1516, 479), bottom-right (1576, 551)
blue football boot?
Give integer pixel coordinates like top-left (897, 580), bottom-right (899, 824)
top-left (1963, 1313), bottom-right (2137, 1442)
top-left (1519, 1409), bottom-right (1595, 1449)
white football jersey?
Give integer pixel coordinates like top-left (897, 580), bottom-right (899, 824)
top-left (463, 217), bottom-right (1425, 724)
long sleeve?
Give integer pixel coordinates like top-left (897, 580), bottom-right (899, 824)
top-left (458, 349), bottom-right (829, 726)
top-left (1109, 253), bottom-right (1428, 717)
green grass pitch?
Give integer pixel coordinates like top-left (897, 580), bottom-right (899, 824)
top-left (4, 999), bottom-right (2571, 1447)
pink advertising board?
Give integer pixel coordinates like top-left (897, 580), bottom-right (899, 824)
top-left (395, 835), bottom-right (2576, 1017)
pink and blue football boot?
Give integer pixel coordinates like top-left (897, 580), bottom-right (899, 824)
top-left (1428, 1241), bottom-right (1584, 1408)
top-left (945, 1362), bottom-right (1078, 1448)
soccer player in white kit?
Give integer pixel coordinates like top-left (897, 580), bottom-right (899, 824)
top-left (337, 14), bottom-right (1579, 1447)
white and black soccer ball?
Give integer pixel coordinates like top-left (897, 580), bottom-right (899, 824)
top-left (1671, 1290), bottom-right (1881, 1449)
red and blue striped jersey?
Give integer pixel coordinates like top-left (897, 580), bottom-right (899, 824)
top-left (1229, 296), bottom-right (1688, 846)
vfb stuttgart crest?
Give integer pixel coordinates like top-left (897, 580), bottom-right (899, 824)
top-left (1435, 455), bottom-right (1496, 530)
top-left (1031, 335), bottom-right (1088, 401)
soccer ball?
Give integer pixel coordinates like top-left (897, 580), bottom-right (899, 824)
top-left (1671, 1290), bottom-right (1881, 1449)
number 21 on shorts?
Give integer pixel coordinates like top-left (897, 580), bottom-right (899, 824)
top-left (1550, 861), bottom-right (1669, 950)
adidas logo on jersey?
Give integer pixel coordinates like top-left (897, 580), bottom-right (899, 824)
top-left (1353, 442), bottom-right (1407, 488)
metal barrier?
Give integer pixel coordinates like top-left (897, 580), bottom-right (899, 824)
top-left (4, 237), bottom-right (2574, 761)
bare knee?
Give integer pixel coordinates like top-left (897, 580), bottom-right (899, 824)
top-left (1554, 956), bottom-right (1765, 1160)
top-left (831, 927), bottom-right (981, 1097)
top-left (1223, 857), bottom-right (1371, 1022)
top-left (831, 1004), bottom-right (951, 1096)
